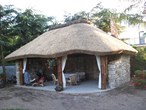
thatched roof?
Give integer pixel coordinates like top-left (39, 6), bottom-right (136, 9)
top-left (5, 23), bottom-right (137, 61)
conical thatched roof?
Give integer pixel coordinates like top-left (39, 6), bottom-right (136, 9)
top-left (5, 23), bottom-right (137, 61)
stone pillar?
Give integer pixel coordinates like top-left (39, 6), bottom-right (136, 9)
top-left (16, 60), bottom-right (23, 85)
top-left (16, 61), bottom-right (20, 85)
top-left (108, 55), bottom-right (130, 88)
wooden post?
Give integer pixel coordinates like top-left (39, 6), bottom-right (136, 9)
top-left (19, 60), bottom-right (23, 85)
top-left (57, 57), bottom-right (63, 87)
top-left (100, 56), bottom-right (108, 89)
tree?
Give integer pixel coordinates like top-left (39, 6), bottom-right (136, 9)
top-left (0, 5), bottom-right (17, 74)
top-left (63, 7), bottom-right (125, 36)
top-left (0, 5), bottom-right (57, 75)
top-left (122, 0), bottom-right (145, 13)
top-left (63, 2), bottom-right (145, 37)
top-left (64, 11), bottom-right (90, 23)
top-left (12, 9), bottom-right (55, 49)
top-left (131, 46), bottom-right (146, 74)
top-left (90, 3), bottom-right (144, 35)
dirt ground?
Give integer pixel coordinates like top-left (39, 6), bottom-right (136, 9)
top-left (0, 83), bottom-right (146, 110)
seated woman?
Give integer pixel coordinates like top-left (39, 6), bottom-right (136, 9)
top-left (32, 74), bottom-right (45, 87)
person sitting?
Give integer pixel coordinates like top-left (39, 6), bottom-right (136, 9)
top-left (32, 74), bottom-right (45, 87)
top-left (30, 69), bottom-right (38, 83)
top-left (24, 69), bottom-right (31, 86)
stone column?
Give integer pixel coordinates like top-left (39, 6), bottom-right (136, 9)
top-left (108, 55), bottom-right (130, 88)
top-left (16, 61), bottom-right (20, 85)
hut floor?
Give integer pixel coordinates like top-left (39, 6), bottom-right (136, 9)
top-left (15, 80), bottom-right (111, 94)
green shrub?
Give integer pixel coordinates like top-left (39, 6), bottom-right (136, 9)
top-left (0, 73), bottom-right (6, 79)
top-left (133, 79), bottom-right (146, 89)
top-left (134, 70), bottom-right (142, 75)
top-left (132, 70), bottom-right (146, 89)
top-left (131, 47), bottom-right (146, 76)
top-left (0, 73), bottom-right (6, 82)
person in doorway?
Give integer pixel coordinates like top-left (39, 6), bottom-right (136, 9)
top-left (24, 69), bottom-right (31, 86)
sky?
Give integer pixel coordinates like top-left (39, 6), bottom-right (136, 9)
top-left (0, 0), bottom-right (132, 21)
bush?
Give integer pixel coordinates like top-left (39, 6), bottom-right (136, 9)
top-left (132, 70), bottom-right (146, 89)
top-left (131, 47), bottom-right (146, 76)
top-left (0, 73), bottom-right (6, 88)
top-left (0, 73), bottom-right (6, 81)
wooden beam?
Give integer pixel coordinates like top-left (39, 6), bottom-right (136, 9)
top-left (100, 56), bottom-right (108, 89)
top-left (57, 57), bottom-right (63, 87)
top-left (16, 61), bottom-right (20, 85)
top-left (19, 60), bottom-right (23, 85)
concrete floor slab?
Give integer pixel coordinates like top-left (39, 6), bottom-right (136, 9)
top-left (16, 80), bottom-right (111, 94)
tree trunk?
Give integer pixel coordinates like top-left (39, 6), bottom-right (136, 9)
top-left (0, 45), bottom-right (6, 75)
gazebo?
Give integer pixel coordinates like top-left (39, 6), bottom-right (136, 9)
top-left (5, 21), bottom-right (137, 90)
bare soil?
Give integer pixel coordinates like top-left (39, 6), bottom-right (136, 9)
top-left (0, 83), bottom-right (146, 110)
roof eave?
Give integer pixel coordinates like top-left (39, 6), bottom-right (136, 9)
top-left (5, 49), bottom-right (137, 61)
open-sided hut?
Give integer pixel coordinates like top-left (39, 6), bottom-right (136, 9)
top-left (5, 21), bottom-right (137, 90)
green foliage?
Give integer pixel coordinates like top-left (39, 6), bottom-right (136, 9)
top-left (132, 70), bottom-right (146, 89)
top-left (134, 70), bottom-right (142, 75)
top-left (0, 73), bottom-right (6, 78)
top-left (0, 5), bottom-right (58, 76)
top-left (91, 9), bottom-right (111, 32)
top-left (91, 3), bottom-right (144, 32)
top-left (0, 5), bottom-right (17, 46)
top-left (12, 9), bottom-right (54, 49)
top-left (0, 5), bottom-right (17, 74)
top-left (64, 3), bottom-right (144, 34)
top-left (0, 5), bottom-right (56, 64)
top-left (0, 73), bottom-right (6, 83)
top-left (123, 0), bottom-right (144, 13)
top-left (131, 47), bottom-right (146, 74)
top-left (64, 11), bottom-right (90, 23)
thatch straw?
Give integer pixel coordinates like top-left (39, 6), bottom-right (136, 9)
top-left (5, 23), bottom-right (137, 61)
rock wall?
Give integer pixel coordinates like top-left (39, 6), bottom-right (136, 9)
top-left (108, 55), bottom-right (130, 88)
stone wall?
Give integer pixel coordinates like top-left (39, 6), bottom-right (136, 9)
top-left (108, 55), bottom-right (130, 88)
